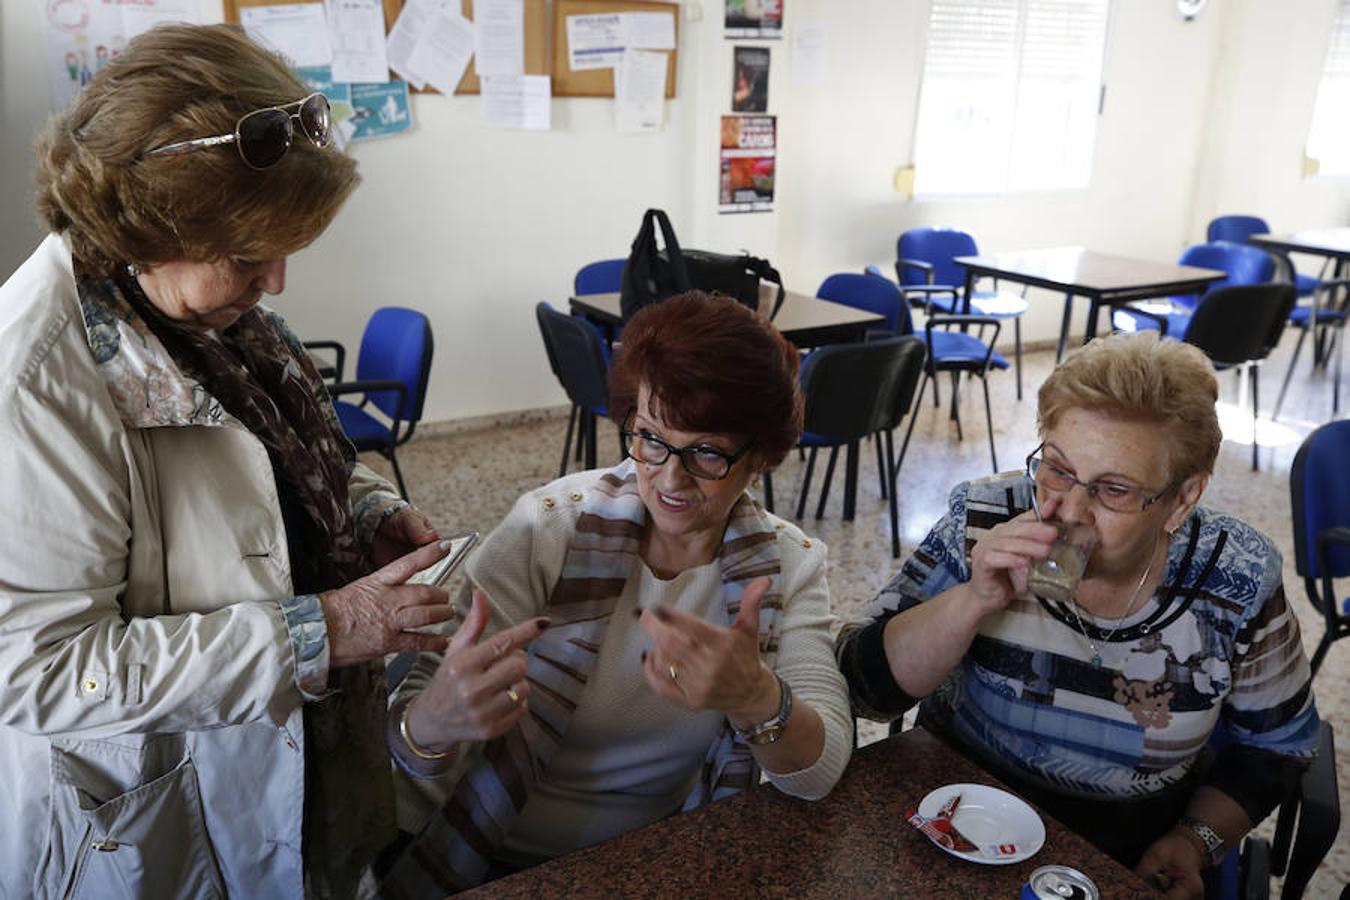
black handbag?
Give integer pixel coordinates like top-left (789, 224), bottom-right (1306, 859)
top-left (680, 249), bottom-right (786, 321)
top-left (619, 209), bottom-right (693, 323)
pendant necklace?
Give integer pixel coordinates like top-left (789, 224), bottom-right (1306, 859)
top-left (1065, 537), bottom-right (1160, 668)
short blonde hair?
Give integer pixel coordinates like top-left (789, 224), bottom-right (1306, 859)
top-left (1037, 331), bottom-right (1221, 480)
top-left (33, 24), bottom-right (360, 277)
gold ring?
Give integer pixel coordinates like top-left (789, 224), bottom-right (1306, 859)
top-left (505, 686), bottom-right (521, 705)
top-left (668, 663), bottom-right (679, 683)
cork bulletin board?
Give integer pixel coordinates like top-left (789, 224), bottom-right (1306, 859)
top-left (551, 0), bottom-right (678, 98)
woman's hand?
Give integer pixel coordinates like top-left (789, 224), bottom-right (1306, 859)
top-left (370, 506), bottom-right (440, 568)
top-left (965, 509), bottom-right (1059, 616)
top-left (638, 576), bottom-right (780, 724)
top-left (1135, 827), bottom-right (1207, 900)
top-left (405, 589), bottom-right (550, 753)
top-left (320, 540), bottom-right (458, 668)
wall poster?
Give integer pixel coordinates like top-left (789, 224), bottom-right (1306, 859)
top-left (732, 45), bottom-right (769, 112)
top-left (719, 114), bottom-right (775, 214)
top-left (724, 0), bottom-right (782, 39)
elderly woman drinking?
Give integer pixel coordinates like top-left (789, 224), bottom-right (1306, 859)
top-left (836, 332), bottom-right (1319, 899)
top-left (381, 292), bottom-right (852, 895)
top-left (0, 24), bottom-right (456, 898)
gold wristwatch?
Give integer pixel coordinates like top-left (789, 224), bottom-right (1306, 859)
top-left (732, 672), bottom-right (793, 746)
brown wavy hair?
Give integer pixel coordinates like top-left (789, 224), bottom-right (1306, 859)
top-left (608, 292), bottom-right (804, 469)
top-left (1038, 331), bottom-right (1222, 481)
top-left (34, 23), bottom-right (360, 277)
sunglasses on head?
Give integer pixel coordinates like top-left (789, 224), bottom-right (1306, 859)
top-left (144, 92), bottom-right (331, 170)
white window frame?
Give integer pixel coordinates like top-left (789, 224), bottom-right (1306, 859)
top-left (1306, 0), bottom-right (1350, 178)
top-left (910, 0), bottom-right (1112, 199)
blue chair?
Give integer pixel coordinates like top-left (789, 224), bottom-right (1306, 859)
top-left (825, 271), bottom-right (1008, 474)
top-left (1273, 282), bottom-right (1348, 421)
top-left (536, 302), bottom-right (616, 476)
top-left (1290, 419), bottom-right (1350, 676)
top-left (1207, 215), bottom-right (1321, 297)
top-left (321, 307), bottom-right (434, 500)
top-left (1112, 242), bottom-right (1275, 337)
top-left (574, 258), bottom-right (627, 296)
top-left (895, 227), bottom-right (1028, 399)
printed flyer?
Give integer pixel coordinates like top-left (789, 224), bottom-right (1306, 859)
top-left (725, 0), bottom-right (782, 39)
top-left (732, 46), bottom-right (769, 112)
top-left (719, 115), bottom-right (775, 214)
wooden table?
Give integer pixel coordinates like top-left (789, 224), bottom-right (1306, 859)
top-left (953, 247), bottom-right (1227, 361)
top-left (569, 285), bottom-right (886, 349)
top-left (462, 728), bottom-right (1159, 899)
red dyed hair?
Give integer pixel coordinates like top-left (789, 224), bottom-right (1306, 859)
top-left (608, 291), bottom-right (803, 468)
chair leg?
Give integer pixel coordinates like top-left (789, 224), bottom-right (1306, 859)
top-left (1014, 316), bottom-right (1023, 401)
top-left (931, 369), bottom-right (942, 408)
top-left (387, 448), bottom-right (410, 500)
top-left (796, 448), bottom-right (818, 520)
top-left (842, 440), bottom-right (859, 522)
top-left (874, 433), bottom-right (888, 500)
top-left (894, 374), bottom-right (929, 481)
top-left (1273, 328), bottom-right (1308, 420)
top-left (949, 371), bottom-right (964, 441)
top-left (981, 376), bottom-right (998, 473)
top-left (1250, 364), bottom-right (1259, 472)
top-left (1309, 629), bottom-right (1334, 676)
top-left (1334, 325), bottom-right (1344, 415)
top-left (884, 428), bottom-right (900, 559)
top-left (584, 412), bottom-right (598, 470)
top-left (815, 447), bottom-right (840, 520)
top-left (762, 470), bottom-right (775, 514)
top-left (559, 404), bottom-right (578, 478)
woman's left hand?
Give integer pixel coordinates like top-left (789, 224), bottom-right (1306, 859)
top-left (1135, 827), bottom-right (1206, 900)
top-left (370, 507), bottom-right (441, 568)
top-left (637, 576), bottom-right (780, 725)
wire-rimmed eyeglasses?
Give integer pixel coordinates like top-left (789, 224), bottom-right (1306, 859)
top-left (1025, 443), bottom-right (1174, 514)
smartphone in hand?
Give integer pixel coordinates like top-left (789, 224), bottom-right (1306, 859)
top-left (407, 531), bottom-right (478, 588)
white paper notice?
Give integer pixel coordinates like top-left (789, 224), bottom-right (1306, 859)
top-left (474, 0), bottom-right (524, 77)
top-left (566, 13), bottom-right (624, 70)
top-left (241, 3), bottom-right (333, 67)
top-left (481, 74), bottom-right (550, 130)
top-left (406, 6), bottom-right (475, 96)
top-left (623, 11), bottom-right (674, 50)
top-left (327, 0), bottom-right (389, 83)
top-left (386, 0), bottom-right (446, 89)
top-left (615, 49), bottom-right (666, 134)
top-left (792, 20), bottom-right (828, 88)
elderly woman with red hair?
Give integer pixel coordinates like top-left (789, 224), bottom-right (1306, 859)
top-left (380, 292), bottom-right (852, 895)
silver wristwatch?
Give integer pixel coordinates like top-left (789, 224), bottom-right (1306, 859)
top-left (732, 673), bottom-right (792, 745)
top-left (1180, 817), bottom-right (1226, 867)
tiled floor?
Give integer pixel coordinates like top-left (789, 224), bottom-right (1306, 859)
top-left (370, 335), bottom-right (1348, 897)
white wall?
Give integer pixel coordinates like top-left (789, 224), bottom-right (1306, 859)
top-left (1, 0), bottom-right (1347, 423)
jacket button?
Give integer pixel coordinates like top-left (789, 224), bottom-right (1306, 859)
top-left (542, 498), bottom-right (556, 509)
top-left (570, 492), bottom-right (583, 501)
top-left (801, 539), bottom-right (812, 548)
top-left (82, 678), bottom-right (99, 693)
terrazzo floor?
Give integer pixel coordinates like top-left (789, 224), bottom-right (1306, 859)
top-left (366, 337), bottom-right (1348, 898)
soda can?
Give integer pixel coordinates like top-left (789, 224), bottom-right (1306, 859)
top-left (1020, 865), bottom-right (1100, 900)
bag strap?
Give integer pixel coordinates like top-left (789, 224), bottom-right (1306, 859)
top-left (747, 256), bottom-right (786, 321)
top-left (648, 209), bottom-right (693, 291)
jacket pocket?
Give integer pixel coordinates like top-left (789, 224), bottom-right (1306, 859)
top-left (41, 736), bottom-right (227, 900)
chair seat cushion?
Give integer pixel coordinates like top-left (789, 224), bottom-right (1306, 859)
top-left (928, 330), bottom-right (1010, 369)
top-left (798, 431), bottom-right (841, 448)
top-left (1289, 305), bottom-right (1346, 326)
top-left (1296, 272), bottom-right (1320, 297)
top-left (334, 400), bottom-right (394, 450)
top-left (919, 291), bottom-right (1027, 318)
top-left (1112, 306), bottom-right (1192, 337)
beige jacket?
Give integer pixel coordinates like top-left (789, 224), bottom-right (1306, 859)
top-left (0, 236), bottom-right (400, 899)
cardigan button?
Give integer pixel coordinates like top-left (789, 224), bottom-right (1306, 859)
top-left (570, 492), bottom-right (583, 502)
top-left (542, 497), bottom-right (556, 509)
top-left (801, 539), bottom-right (812, 548)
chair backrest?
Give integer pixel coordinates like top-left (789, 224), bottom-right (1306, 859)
top-left (1182, 283), bottom-right (1296, 366)
top-left (818, 271), bottom-right (913, 335)
top-left (535, 302), bottom-right (610, 412)
top-left (574, 259), bottom-right (627, 296)
top-left (897, 227), bottom-right (980, 289)
top-left (798, 336), bottom-right (926, 439)
top-left (1172, 241), bottom-right (1277, 312)
top-left (1290, 419), bottom-right (1350, 579)
top-left (353, 307), bottom-right (434, 424)
top-left (1206, 215), bottom-right (1270, 243)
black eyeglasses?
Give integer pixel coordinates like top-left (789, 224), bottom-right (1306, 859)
top-left (1026, 443), bottom-right (1173, 514)
top-left (621, 412), bottom-right (755, 481)
top-left (145, 93), bottom-right (331, 170)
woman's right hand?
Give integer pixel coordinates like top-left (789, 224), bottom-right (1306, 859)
top-left (965, 509), bottom-right (1059, 615)
top-left (404, 589), bottom-right (550, 753)
top-left (319, 540), bottom-right (460, 668)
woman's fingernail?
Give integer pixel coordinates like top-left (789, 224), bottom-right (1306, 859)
top-left (536, 618), bottom-right (551, 631)
top-left (640, 650), bottom-right (647, 663)
top-left (438, 539), bottom-right (453, 550)
top-left (653, 606), bottom-right (671, 623)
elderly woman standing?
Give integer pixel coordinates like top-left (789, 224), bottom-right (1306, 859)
top-left (380, 292), bottom-right (852, 895)
top-left (836, 332), bottom-right (1319, 900)
top-left (0, 25), bottom-right (457, 898)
